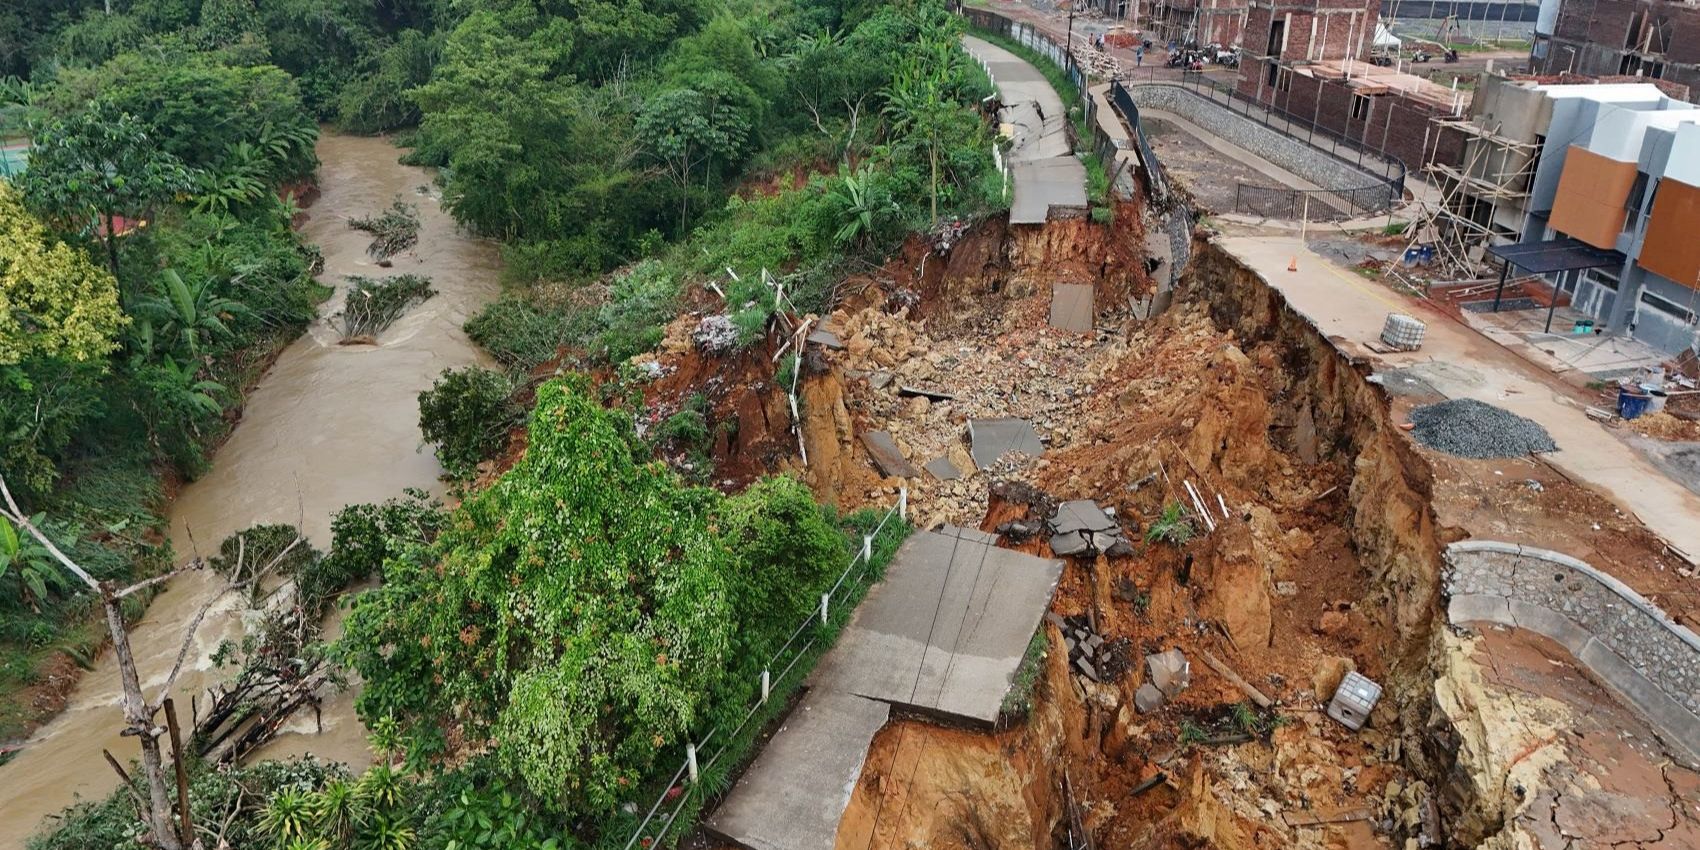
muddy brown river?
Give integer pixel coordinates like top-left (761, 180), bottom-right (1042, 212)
top-left (0, 133), bottom-right (501, 846)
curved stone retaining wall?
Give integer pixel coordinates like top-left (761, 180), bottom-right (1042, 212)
top-left (1445, 540), bottom-right (1700, 765)
top-left (1125, 83), bottom-right (1398, 212)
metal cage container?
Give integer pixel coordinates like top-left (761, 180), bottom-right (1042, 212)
top-left (1327, 671), bottom-right (1382, 731)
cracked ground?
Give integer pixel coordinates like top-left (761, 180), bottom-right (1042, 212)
top-left (1462, 625), bottom-right (1700, 849)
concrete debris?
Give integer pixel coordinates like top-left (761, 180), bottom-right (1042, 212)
top-left (692, 314), bottom-right (739, 353)
top-left (924, 456), bottom-right (962, 481)
top-left (1408, 399), bottom-right (1557, 459)
top-left (1058, 613), bottom-right (1131, 690)
top-left (1134, 682), bottom-right (1166, 713)
top-left (1327, 671), bottom-right (1383, 731)
top-left (806, 327), bottom-right (845, 350)
top-left (867, 371), bottom-right (894, 390)
top-left (1144, 648), bottom-right (1190, 698)
top-left (968, 417), bottom-right (1044, 469)
top-left (1047, 499), bottom-right (1133, 557)
top-left (1048, 282), bottom-right (1094, 333)
top-left (860, 431), bottom-right (919, 479)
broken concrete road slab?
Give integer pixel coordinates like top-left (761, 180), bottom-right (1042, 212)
top-left (806, 327), bottom-right (845, 350)
top-left (924, 455), bottom-right (962, 480)
top-left (859, 430), bottom-right (919, 478)
top-left (968, 417), bottom-right (1044, 469)
top-left (1049, 283), bottom-right (1094, 333)
top-left (1049, 499), bottom-right (1131, 557)
top-left (704, 690), bottom-right (890, 850)
top-left (809, 527), bottom-right (1064, 724)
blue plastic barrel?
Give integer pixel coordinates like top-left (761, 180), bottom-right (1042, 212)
top-left (1618, 386), bottom-right (1651, 420)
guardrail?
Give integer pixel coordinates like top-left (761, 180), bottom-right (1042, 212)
top-left (618, 489), bottom-right (910, 850)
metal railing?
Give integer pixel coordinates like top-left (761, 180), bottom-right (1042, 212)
top-left (618, 489), bottom-right (910, 850)
top-left (1112, 72), bottom-right (1408, 221)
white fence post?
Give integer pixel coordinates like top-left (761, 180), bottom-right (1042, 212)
top-left (820, 592), bottom-right (830, 623)
top-left (761, 670), bottom-right (771, 705)
top-left (686, 743), bottom-right (699, 784)
top-left (861, 534), bottom-right (873, 563)
top-left (898, 485), bottom-right (908, 522)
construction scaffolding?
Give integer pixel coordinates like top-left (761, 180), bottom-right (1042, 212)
top-left (1405, 116), bottom-right (1541, 278)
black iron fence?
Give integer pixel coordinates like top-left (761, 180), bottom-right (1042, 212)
top-left (1113, 70), bottom-right (1407, 221)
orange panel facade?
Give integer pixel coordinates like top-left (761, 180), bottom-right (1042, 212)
top-left (1639, 177), bottom-right (1700, 289)
top-left (1548, 145), bottom-right (1640, 250)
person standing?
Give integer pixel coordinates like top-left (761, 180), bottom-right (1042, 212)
top-left (1136, 45), bottom-right (1143, 66)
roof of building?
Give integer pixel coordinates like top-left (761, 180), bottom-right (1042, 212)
top-left (1488, 237), bottom-right (1624, 274)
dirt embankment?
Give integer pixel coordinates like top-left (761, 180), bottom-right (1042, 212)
top-left (657, 200), bottom-right (1692, 849)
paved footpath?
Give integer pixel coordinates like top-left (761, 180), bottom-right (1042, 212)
top-left (961, 35), bottom-right (1088, 224)
top-left (1219, 233), bottom-right (1700, 564)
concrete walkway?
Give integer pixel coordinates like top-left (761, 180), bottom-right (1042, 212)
top-left (1218, 233), bottom-right (1700, 564)
top-left (962, 36), bottom-right (1089, 224)
top-left (706, 526), bottom-right (1063, 850)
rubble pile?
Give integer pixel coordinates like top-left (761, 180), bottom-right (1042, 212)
top-left (821, 301), bottom-right (1133, 527)
top-left (1047, 612), bottom-right (1132, 687)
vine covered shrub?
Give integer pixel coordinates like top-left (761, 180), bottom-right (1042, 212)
top-left (417, 366), bottom-right (524, 481)
top-left (340, 377), bottom-right (843, 824)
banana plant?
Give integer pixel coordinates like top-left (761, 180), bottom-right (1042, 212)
top-left (826, 163), bottom-right (897, 248)
top-left (191, 141), bottom-right (271, 215)
top-left (131, 269), bottom-right (251, 360)
top-left (0, 514), bottom-right (74, 612)
top-left (153, 355), bottom-right (229, 419)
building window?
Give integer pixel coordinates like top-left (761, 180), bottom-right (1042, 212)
top-left (1641, 291), bottom-right (1698, 325)
top-left (1623, 173), bottom-right (1652, 233)
top-left (1583, 268), bottom-right (1620, 291)
top-left (1276, 67), bottom-right (1292, 92)
top-left (1351, 93), bottom-right (1372, 121)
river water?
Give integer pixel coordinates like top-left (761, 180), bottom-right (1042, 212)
top-left (0, 134), bottom-right (501, 846)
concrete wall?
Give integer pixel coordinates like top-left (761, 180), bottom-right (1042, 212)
top-left (1125, 83), bottom-right (1398, 209)
top-left (1445, 540), bottom-right (1700, 767)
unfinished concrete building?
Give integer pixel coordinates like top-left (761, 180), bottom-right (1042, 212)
top-left (1142, 0), bottom-right (1251, 46)
top-left (1412, 77), bottom-right (1700, 354)
top-left (1533, 0), bottom-right (1700, 98)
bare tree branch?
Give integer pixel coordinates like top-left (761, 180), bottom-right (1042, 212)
top-left (0, 474), bottom-right (102, 592)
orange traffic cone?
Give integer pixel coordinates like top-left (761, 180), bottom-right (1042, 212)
top-left (1287, 256), bottom-right (1298, 272)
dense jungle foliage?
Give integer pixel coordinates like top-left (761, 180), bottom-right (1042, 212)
top-left (6, 0), bottom-right (965, 845)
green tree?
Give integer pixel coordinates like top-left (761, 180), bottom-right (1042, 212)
top-left (637, 84), bottom-right (752, 231)
top-left (19, 100), bottom-right (192, 277)
top-left (0, 181), bottom-right (127, 366)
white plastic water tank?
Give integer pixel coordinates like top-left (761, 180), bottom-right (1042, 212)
top-left (1536, 0), bottom-right (1562, 37)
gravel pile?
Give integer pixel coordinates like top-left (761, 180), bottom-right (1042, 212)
top-left (1408, 399), bottom-right (1557, 458)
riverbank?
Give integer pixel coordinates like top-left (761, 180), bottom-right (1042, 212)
top-left (0, 133), bottom-right (503, 848)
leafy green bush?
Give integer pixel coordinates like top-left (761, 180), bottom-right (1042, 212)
top-left (464, 297), bottom-right (573, 371)
top-left (342, 378), bottom-right (847, 824)
top-left (417, 366), bottom-right (524, 481)
top-left (593, 260), bottom-right (680, 363)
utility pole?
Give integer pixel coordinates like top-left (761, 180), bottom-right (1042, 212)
top-left (1067, 1), bottom-right (1077, 55)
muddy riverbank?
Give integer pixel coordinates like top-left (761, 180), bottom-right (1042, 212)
top-left (0, 133), bottom-right (501, 847)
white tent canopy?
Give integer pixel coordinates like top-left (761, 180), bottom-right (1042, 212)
top-left (1373, 22), bottom-right (1402, 49)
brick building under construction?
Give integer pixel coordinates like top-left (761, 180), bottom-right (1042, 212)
top-left (1533, 0), bottom-right (1700, 96)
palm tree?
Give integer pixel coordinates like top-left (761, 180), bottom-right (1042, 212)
top-left (132, 269), bottom-right (250, 360)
